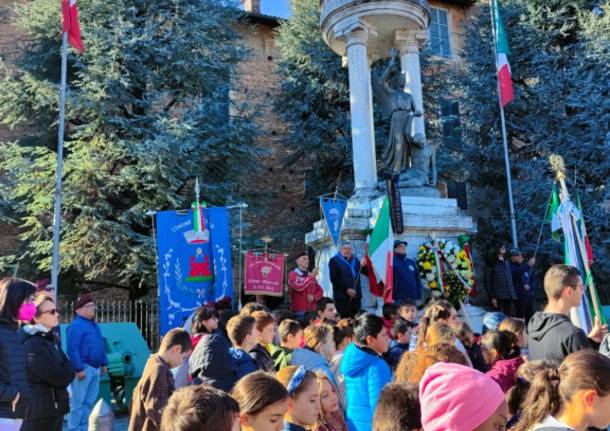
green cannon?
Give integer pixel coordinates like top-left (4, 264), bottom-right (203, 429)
top-left (61, 322), bottom-right (151, 412)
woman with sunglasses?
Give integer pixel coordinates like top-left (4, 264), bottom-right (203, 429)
top-left (0, 278), bottom-right (36, 431)
top-left (20, 296), bottom-right (75, 431)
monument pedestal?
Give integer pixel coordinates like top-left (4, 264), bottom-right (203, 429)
top-left (305, 191), bottom-right (476, 307)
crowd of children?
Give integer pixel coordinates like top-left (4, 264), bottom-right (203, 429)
top-left (126, 264), bottom-right (610, 431)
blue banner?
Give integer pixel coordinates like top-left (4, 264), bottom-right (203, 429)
top-left (320, 197), bottom-right (347, 246)
top-left (156, 207), bottom-right (233, 335)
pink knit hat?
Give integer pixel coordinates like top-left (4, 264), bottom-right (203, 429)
top-left (419, 362), bottom-right (505, 431)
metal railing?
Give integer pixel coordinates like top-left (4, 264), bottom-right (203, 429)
top-left (59, 297), bottom-right (160, 351)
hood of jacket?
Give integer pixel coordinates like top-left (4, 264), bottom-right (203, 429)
top-left (18, 324), bottom-right (54, 343)
top-left (528, 312), bottom-right (573, 342)
top-left (292, 347), bottom-right (329, 370)
top-left (230, 347), bottom-right (253, 366)
top-left (340, 343), bottom-right (381, 378)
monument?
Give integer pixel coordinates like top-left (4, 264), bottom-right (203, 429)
top-left (306, 0), bottom-right (476, 300)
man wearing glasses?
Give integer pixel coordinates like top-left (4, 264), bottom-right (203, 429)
top-left (66, 294), bottom-right (108, 431)
top-left (34, 278), bottom-right (55, 299)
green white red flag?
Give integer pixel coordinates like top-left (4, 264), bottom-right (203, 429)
top-left (492, 0), bottom-right (513, 107)
top-left (365, 197), bottom-right (394, 303)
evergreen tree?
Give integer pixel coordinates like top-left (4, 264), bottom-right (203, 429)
top-left (275, 0), bottom-right (352, 199)
top-left (441, 0), bottom-right (610, 293)
top-left (0, 0), bottom-right (256, 297)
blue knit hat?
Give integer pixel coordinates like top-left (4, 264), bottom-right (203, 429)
top-left (482, 311), bottom-right (506, 333)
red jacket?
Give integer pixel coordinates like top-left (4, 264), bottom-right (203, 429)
top-left (288, 268), bottom-right (323, 313)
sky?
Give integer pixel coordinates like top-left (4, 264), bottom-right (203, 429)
top-left (240, 0), bottom-right (292, 18)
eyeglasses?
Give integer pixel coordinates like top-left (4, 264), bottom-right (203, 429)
top-left (40, 309), bottom-right (60, 316)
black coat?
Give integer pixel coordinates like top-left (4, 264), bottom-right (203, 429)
top-left (249, 343), bottom-right (274, 372)
top-left (18, 327), bottom-right (74, 420)
top-left (484, 258), bottom-right (516, 300)
top-left (188, 330), bottom-right (238, 392)
top-left (329, 254), bottom-right (367, 318)
top-left (0, 320), bottom-right (30, 419)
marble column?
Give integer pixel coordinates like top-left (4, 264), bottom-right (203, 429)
top-left (337, 20), bottom-right (378, 197)
top-left (395, 30), bottom-right (428, 138)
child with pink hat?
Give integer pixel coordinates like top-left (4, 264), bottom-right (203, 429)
top-left (419, 362), bottom-right (508, 431)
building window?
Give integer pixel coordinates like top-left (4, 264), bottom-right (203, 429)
top-left (440, 99), bottom-right (461, 147)
top-left (429, 7), bottom-right (452, 58)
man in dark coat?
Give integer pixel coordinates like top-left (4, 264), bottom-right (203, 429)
top-left (528, 264), bottom-right (607, 364)
top-left (483, 244), bottom-right (517, 316)
top-left (391, 240), bottom-right (422, 304)
top-left (129, 329), bottom-right (192, 431)
top-left (508, 248), bottom-right (536, 324)
top-left (329, 240), bottom-right (367, 318)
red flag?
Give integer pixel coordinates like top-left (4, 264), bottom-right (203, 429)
top-left (62, 0), bottom-right (84, 53)
top-left (364, 254), bottom-right (393, 304)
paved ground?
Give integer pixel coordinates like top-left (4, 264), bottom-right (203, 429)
top-left (61, 415), bottom-right (129, 430)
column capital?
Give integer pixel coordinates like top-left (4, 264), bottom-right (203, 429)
top-left (335, 18), bottom-right (378, 48)
top-left (394, 29), bottom-right (428, 54)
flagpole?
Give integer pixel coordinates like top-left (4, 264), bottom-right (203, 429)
top-left (550, 154), bottom-right (604, 329)
top-left (51, 32), bottom-right (69, 300)
top-left (490, 0), bottom-right (519, 249)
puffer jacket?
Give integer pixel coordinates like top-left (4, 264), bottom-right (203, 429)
top-left (484, 258), bottom-right (516, 300)
top-left (230, 347), bottom-right (258, 381)
top-left (18, 325), bottom-right (74, 420)
top-left (66, 315), bottom-right (108, 371)
top-left (0, 320), bottom-right (30, 419)
top-left (188, 330), bottom-right (238, 392)
top-left (340, 343), bottom-right (392, 431)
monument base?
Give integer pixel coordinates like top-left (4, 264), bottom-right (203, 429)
top-left (305, 190), bottom-right (476, 309)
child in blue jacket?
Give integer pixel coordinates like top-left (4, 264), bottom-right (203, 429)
top-left (340, 313), bottom-right (392, 431)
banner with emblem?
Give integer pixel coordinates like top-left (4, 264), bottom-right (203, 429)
top-left (244, 252), bottom-right (285, 297)
top-left (320, 197), bottom-right (348, 246)
top-left (156, 206), bottom-right (233, 335)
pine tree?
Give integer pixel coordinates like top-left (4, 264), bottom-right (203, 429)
top-left (0, 0), bottom-right (257, 297)
top-left (274, 0), bottom-right (353, 199)
top-left (441, 0), bottom-right (610, 293)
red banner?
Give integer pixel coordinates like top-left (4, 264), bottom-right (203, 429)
top-left (244, 252), bottom-right (285, 297)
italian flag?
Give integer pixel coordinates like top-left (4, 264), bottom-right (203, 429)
top-left (492, 0), bottom-right (513, 107)
top-left (365, 197), bottom-right (394, 303)
top-left (62, 0), bottom-right (84, 53)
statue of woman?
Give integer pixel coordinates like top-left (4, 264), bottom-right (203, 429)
top-left (371, 49), bottom-right (422, 174)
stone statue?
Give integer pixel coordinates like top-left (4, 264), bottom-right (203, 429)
top-left (398, 133), bottom-right (437, 187)
top-left (371, 48), bottom-right (422, 174)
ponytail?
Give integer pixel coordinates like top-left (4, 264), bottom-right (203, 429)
top-left (506, 360), bottom-right (554, 416)
top-left (512, 368), bottom-right (562, 431)
top-left (416, 300), bottom-right (454, 349)
top-left (416, 316), bottom-right (431, 349)
top-left (514, 350), bottom-right (610, 431)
